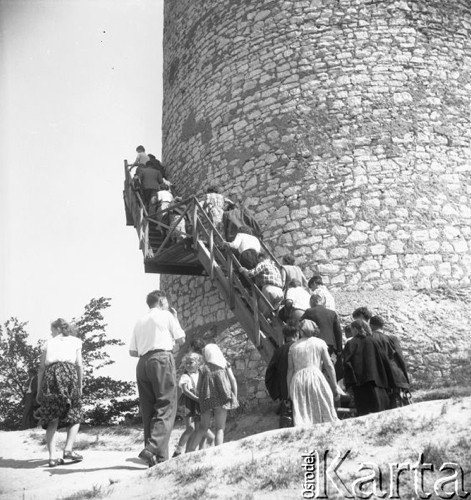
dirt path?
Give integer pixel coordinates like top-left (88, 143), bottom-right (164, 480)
top-left (0, 434), bottom-right (148, 500)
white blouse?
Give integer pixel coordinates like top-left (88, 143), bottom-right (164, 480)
top-left (44, 335), bottom-right (82, 365)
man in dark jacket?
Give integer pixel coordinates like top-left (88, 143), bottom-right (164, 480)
top-left (300, 294), bottom-right (343, 355)
top-left (370, 315), bottom-right (411, 408)
top-left (136, 161), bottom-right (164, 214)
top-left (265, 323), bottom-right (298, 428)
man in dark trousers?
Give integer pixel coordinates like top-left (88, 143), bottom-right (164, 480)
top-left (136, 161), bottom-right (164, 214)
top-left (129, 290), bottom-right (185, 466)
top-left (265, 323), bottom-right (298, 428)
top-left (300, 294), bottom-right (343, 356)
top-left (370, 315), bottom-right (411, 408)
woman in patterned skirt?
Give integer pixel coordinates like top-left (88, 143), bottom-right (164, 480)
top-left (37, 318), bottom-right (83, 467)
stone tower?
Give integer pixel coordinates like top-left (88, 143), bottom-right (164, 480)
top-left (161, 0), bottom-right (471, 401)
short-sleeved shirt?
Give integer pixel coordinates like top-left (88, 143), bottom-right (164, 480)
top-left (156, 190), bottom-right (174, 204)
top-left (246, 259), bottom-right (283, 288)
top-left (44, 335), bottom-right (82, 365)
top-left (130, 308), bottom-right (185, 356)
top-left (135, 152), bottom-right (149, 166)
top-left (285, 287), bottom-right (311, 310)
top-left (179, 372), bottom-right (199, 392)
top-left (228, 233), bottom-right (261, 254)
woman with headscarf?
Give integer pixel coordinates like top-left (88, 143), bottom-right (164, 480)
top-left (36, 318), bottom-right (83, 467)
top-left (342, 319), bottom-right (393, 416)
top-left (287, 320), bottom-right (339, 427)
top-left (188, 343), bottom-right (238, 449)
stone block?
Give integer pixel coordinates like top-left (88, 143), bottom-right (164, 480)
top-left (354, 221), bottom-right (370, 231)
top-left (389, 240), bottom-right (405, 253)
top-left (322, 236), bottom-right (338, 249)
top-left (318, 263), bottom-right (340, 274)
top-left (330, 248), bottom-right (349, 259)
top-left (412, 230), bottom-right (430, 242)
top-left (353, 245), bottom-right (368, 257)
top-left (371, 244), bottom-right (386, 255)
top-left (359, 259), bottom-right (380, 273)
top-left (383, 255), bottom-right (399, 269)
top-left (438, 262), bottom-right (452, 276)
top-left (453, 240), bottom-right (469, 253)
top-left (419, 265), bottom-right (436, 276)
top-left (422, 240), bottom-right (440, 253)
top-left (345, 230), bottom-right (368, 244)
top-left (376, 231), bottom-right (391, 242)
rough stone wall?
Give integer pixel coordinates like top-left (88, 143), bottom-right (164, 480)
top-left (162, 0), bottom-right (471, 403)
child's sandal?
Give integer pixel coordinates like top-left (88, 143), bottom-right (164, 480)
top-left (48, 458), bottom-right (64, 467)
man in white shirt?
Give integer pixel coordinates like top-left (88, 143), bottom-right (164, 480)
top-left (278, 279), bottom-right (311, 323)
top-left (224, 226), bottom-right (261, 269)
top-left (130, 290), bottom-right (185, 466)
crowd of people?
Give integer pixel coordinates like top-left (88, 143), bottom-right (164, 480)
top-left (266, 299), bottom-right (411, 428)
top-left (125, 144), bottom-right (412, 439)
top-left (26, 145), bottom-right (413, 468)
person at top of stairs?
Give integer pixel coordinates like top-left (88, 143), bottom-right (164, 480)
top-left (129, 145), bottom-right (149, 172)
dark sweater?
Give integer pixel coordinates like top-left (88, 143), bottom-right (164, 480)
top-left (300, 305), bottom-right (343, 353)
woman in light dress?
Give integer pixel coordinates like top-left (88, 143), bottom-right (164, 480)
top-left (287, 319), bottom-right (339, 426)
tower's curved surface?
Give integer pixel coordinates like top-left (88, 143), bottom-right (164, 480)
top-left (161, 0), bottom-right (471, 398)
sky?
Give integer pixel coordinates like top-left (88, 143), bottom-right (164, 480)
top-left (0, 0), bottom-right (165, 381)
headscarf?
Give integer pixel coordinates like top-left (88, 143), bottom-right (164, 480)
top-left (299, 319), bottom-right (320, 339)
top-left (203, 343), bottom-right (227, 369)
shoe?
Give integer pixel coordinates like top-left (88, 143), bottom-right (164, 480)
top-left (48, 458), bottom-right (64, 467)
top-left (138, 448), bottom-right (157, 467)
top-left (63, 450), bottom-right (83, 462)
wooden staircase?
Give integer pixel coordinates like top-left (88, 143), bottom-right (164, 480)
top-left (123, 161), bottom-right (284, 362)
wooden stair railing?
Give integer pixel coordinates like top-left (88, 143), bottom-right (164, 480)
top-left (123, 162), bottom-right (285, 363)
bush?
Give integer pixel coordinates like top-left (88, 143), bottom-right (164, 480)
top-left (83, 397), bottom-right (140, 426)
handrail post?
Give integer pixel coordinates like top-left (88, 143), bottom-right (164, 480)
top-left (252, 288), bottom-right (260, 347)
top-left (227, 254), bottom-right (235, 310)
top-left (209, 229), bottom-right (214, 280)
top-left (192, 201), bottom-right (198, 248)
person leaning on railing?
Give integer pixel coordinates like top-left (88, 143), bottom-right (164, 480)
top-left (241, 252), bottom-right (284, 316)
top-left (223, 225), bottom-right (261, 270)
top-left (129, 145), bottom-right (149, 172)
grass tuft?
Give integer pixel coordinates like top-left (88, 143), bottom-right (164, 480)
top-left (60, 484), bottom-right (106, 500)
top-left (176, 465), bottom-right (213, 486)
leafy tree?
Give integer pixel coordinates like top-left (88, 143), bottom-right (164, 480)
top-left (0, 297), bottom-right (137, 430)
top-left (0, 318), bottom-right (43, 429)
top-left (73, 297), bottom-right (135, 404)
